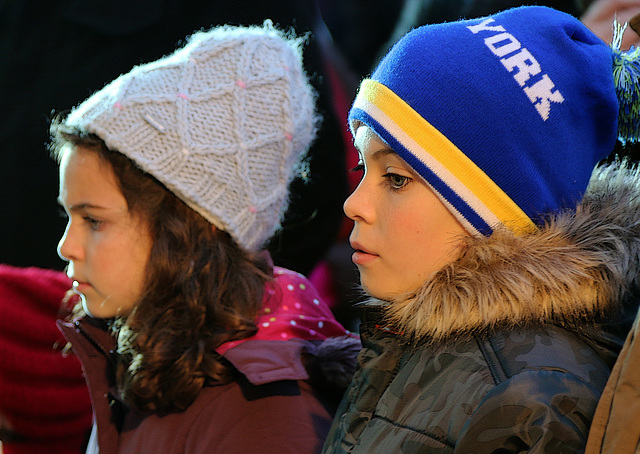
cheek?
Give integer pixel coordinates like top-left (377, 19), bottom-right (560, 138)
top-left (387, 209), bottom-right (432, 242)
top-left (127, 234), bottom-right (153, 286)
top-left (92, 234), bottom-right (150, 291)
top-left (382, 213), bottom-right (430, 274)
top-left (389, 212), bottom-right (457, 276)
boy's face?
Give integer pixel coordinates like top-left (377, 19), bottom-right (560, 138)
top-left (57, 145), bottom-right (152, 319)
top-left (344, 126), bottom-right (468, 300)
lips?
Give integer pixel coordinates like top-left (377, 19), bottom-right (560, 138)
top-left (349, 239), bottom-right (370, 254)
top-left (350, 240), bottom-right (378, 265)
top-left (71, 279), bottom-right (91, 294)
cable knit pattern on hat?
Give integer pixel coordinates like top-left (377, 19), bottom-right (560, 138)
top-left (65, 22), bottom-right (317, 251)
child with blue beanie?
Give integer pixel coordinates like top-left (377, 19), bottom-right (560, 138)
top-left (323, 6), bottom-right (640, 453)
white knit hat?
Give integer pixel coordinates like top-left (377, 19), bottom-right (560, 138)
top-left (65, 22), bottom-right (317, 251)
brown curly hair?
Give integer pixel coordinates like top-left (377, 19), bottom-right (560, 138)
top-left (51, 119), bottom-right (272, 414)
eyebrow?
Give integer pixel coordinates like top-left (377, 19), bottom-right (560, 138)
top-left (370, 148), bottom-right (397, 159)
top-left (56, 197), bottom-right (109, 212)
top-left (354, 142), bottom-right (397, 158)
top-left (358, 147), bottom-right (398, 164)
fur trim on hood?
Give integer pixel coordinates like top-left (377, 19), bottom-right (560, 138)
top-left (378, 161), bottom-right (640, 342)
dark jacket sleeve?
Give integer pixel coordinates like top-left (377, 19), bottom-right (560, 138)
top-left (455, 369), bottom-right (601, 453)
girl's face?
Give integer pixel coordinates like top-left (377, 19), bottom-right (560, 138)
top-left (57, 145), bottom-right (153, 318)
top-left (344, 126), bottom-right (468, 300)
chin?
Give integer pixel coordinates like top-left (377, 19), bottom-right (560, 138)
top-left (362, 282), bottom-right (390, 301)
top-left (363, 278), bottom-right (413, 302)
top-left (81, 296), bottom-right (98, 318)
top-left (81, 296), bottom-right (115, 319)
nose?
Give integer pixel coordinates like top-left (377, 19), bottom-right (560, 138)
top-left (343, 179), bottom-right (373, 224)
top-left (57, 220), bottom-right (80, 263)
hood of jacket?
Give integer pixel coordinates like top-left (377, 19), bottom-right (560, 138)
top-left (374, 161), bottom-right (640, 343)
top-left (59, 316), bottom-right (360, 396)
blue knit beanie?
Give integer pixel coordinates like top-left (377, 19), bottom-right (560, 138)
top-left (349, 6), bottom-right (640, 236)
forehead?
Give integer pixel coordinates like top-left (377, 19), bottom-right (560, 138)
top-left (354, 126), bottom-right (412, 169)
top-left (58, 145), bottom-right (124, 204)
top-left (354, 125), bottom-right (390, 155)
top-left (59, 144), bottom-right (114, 177)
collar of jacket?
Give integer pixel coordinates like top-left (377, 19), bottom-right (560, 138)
top-left (59, 315), bottom-right (360, 391)
top-left (367, 161), bottom-right (640, 343)
top-left (223, 336), bottom-right (360, 388)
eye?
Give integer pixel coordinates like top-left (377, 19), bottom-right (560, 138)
top-left (83, 216), bottom-right (104, 231)
top-left (383, 172), bottom-right (411, 190)
top-left (58, 206), bottom-right (69, 220)
top-left (350, 162), bottom-right (364, 173)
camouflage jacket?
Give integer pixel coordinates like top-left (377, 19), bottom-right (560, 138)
top-left (323, 162), bottom-right (640, 454)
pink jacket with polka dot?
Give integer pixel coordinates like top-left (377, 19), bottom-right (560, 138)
top-left (58, 267), bottom-right (360, 454)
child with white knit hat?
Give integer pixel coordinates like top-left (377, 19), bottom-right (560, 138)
top-left (323, 6), bottom-right (640, 453)
top-left (51, 22), bottom-right (359, 454)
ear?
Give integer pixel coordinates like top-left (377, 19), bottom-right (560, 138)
top-left (211, 224), bottom-right (217, 233)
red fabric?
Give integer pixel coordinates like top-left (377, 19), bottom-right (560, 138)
top-left (308, 260), bottom-right (340, 308)
top-left (0, 265), bottom-right (91, 454)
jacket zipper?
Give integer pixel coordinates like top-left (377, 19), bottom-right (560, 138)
top-left (74, 319), bottom-right (118, 368)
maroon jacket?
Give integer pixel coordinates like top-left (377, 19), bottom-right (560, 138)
top-left (58, 315), bottom-right (359, 454)
top-left (58, 267), bottom-right (360, 453)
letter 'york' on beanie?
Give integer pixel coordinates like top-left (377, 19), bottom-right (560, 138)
top-left (349, 6), bottom-right (640, 236)
top-left (65, 22), bottom-right (317, 251)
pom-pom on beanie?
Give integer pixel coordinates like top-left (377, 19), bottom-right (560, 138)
top-left (65, 22), bottom-right (317, 251)
top-left (349, 6), bottom-right (632, 236)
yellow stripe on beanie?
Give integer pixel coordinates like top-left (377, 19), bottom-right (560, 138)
top-left (353, 79), bottom-right (537, 235)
